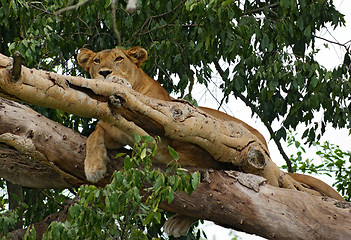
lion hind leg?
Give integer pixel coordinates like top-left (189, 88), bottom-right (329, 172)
top-left (163, 214), bottom-right (197, 237)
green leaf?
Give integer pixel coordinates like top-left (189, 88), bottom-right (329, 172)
top-left (191, 172), bottom-right (200, 190)
top-left (168, 146), bottom-right (179, 161)
top-left (309, 76), bottom-right (319, 88)
top-left (168, 189), bottom-right (174, 203)
top-left (69, 204), bottom-right (81, 218)
top-left (115, 153), bottom-right (126, 158)
top-left (154, 175), bottom-right (164, 193)
top-left (293, 40), bottom-right (306, 56)
top-left (141, 135), bottom-right (154, 143)
top-left (8, 42), bottom-right (16, 53)
top-left (143, 212), bottom-right (154, 225)
top-left (134, 133), bottom-right (141, 143)
top-left (140, 148), bottom-right (146, 160)
top-left (154, 212), bottom-right (161, 223)
top-left (124, 155), bottom-right (132, 170)
top-left (297, 17), bottom-right (304, 31)
top-left (261, 34), bottom-right (269, 50)
top-left (303, 25), bottom-right (311, 39)
top-left (276, 127), bottom-right (287, 141)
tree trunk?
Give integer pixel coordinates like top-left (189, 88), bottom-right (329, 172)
top-left (0, 53), bottom-right (350, 239)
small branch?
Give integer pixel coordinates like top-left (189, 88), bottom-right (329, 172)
top-left (11, 51), bottom-right (23, 82)
top-left (244, 2), bottom-right (279, 15)
top-left (213, 59), bottom-right (293, 172)
top-left (313, 34), bottom-right (350, 50)
top-left (54, 0), bottom-right (91, 15)
top-left (132, 0), bottom-right (187, 39)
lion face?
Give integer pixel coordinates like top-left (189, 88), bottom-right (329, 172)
top-left (77, 47), bottom-right (148, 85)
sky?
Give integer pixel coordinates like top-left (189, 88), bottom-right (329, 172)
top-left (192, 1), bottom-right (351, 239)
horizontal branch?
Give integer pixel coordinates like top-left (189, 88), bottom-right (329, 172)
top-left (0, 97), bottom-right (127, 188)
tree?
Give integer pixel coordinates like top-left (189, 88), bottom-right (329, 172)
top-left (0, 0), bottom-right (350, 239)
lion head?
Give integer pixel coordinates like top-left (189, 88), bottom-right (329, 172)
top-left (77, 47), bottom-right (148, 85)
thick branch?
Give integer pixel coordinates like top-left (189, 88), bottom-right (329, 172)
top-left (161, 170), bottom-right (351, 240)
top-left (0, 97), bottom-right (126, 188)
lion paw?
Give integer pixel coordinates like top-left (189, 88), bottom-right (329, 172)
top-left (163, 214), bottom-right (196, 237)
top-left (84, 162), bottom-right (107, 183)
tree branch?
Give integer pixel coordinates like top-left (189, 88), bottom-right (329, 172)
top-left (313, 34), bottom-right (351, 50)
top-left (54, 0), bottom-right (91, 16)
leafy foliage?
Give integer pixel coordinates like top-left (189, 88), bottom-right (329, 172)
top-left (1, 0), bottom-right (349, 144)
top-left (40, 135), bottom-right (200, 239)
top-left (284, 132), bottom-right (350, 200)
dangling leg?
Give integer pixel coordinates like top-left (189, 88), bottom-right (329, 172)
top-left (84, 124), bottom-right (110, 183)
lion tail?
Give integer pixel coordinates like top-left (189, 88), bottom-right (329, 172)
top-left (287, 172), bottom-right (345, 201)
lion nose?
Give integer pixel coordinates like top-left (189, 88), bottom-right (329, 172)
top-left (99, 70), bottom-right (112, 78)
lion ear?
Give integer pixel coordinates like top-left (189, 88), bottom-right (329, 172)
top-left (77, 48), bottom-right (96, 72)
top-left (125, 47), bottom-right (148, 67)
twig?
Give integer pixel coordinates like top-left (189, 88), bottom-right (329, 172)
top-left (213, 59), bottom-right (293, 173)
top-left (54, 0), bottom-right (91, 15)
top-left (132, 0), bottom-right (187, 39)
top-left (244, 2), bottom-right (279, 15)
top-left (313, 34), bottom-right (350, 50)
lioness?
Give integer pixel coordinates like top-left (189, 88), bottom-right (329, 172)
top-left (77, 47), bottom-right (344, 237)
top-left (77, 47), bottom-right (272, 181)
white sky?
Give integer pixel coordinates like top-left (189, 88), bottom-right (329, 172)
top-left (192, 1), bottom-right (351, 239)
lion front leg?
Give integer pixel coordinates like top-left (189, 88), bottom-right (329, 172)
top-left (85, 124), bottom-right (111, 183)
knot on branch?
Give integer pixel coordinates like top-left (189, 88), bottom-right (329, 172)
top-left (247, 146), bottom-right (266, 169)
top-left (108, 93), bottom-right (126, 108)
top-left (239, 145), bottom-right (267, 174)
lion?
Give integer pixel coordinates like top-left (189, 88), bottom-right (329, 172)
top-left (77, 46), bottom-right (344, 237)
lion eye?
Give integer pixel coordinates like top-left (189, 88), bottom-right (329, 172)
top-left (93, 58), bottom-right (100, 64)
top-left (115, 56), bottom-right (123, 62)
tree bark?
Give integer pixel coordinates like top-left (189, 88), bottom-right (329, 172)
top-left (0, 53), bottom-right (350, 239)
